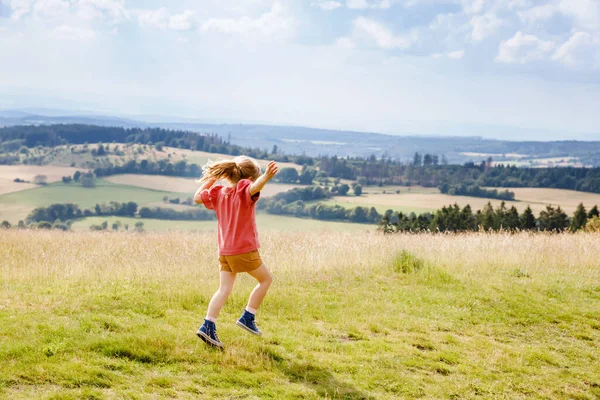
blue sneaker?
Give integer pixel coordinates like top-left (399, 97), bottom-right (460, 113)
top-left (236, 310), bottom-right (262, 336)
top-left (196, 320), bottom-right (224, 349)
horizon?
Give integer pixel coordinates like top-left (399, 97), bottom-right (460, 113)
top-left (2, 106), bottom-right (600, 144)
top-left (1, 0), bottom-right (599, 141)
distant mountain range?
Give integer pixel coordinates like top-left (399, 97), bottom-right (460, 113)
top-left (2, 109), bottom-right (600, 166)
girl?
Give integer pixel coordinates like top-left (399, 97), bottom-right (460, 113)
top-left (194, 156), bottom-right (278, 349)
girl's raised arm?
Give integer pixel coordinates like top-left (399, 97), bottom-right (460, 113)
top-left (249, 161), bottom-right (279, 196)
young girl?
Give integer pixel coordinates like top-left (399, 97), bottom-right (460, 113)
top-left (193, 156), bottom-right (278, 349)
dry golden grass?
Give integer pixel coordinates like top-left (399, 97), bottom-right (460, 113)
top-left (2, 230), bottom-right (598, 285)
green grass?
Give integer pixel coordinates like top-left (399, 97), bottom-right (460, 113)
top-left (1, 231), bottom-right (599, 399)
top-left (0, 180), bottom-right (189, 223)
top-left (71, 213), bottom-right (374, 232)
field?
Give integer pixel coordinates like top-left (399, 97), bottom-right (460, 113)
top-left (1, 231), bottom-right (599, 399)
top-left (0, 165), bottom-right (80, 195)
top-left (322, 186), bottom-right (600, 215)
top-left (0, 180), bottom-right (187, 223)
top-left (71, 214), bottom-right (372, 233)
top-left (104, 174), bottom-right (303, 198)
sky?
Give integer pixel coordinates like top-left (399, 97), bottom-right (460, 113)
top-left (0, 0), bottom-right (599, 140)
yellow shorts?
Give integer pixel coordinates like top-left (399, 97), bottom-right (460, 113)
top-left (219, 250), bottom-right (263, 273)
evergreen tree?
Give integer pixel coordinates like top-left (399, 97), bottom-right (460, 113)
top-left (504, 206), bottom-right (521, 231)
top-left (570, 203), bottom-right (587, 232)
top-left (521, 206), bottom-right (536, 230)
top-left (588, 205), bottom-right (599, 219)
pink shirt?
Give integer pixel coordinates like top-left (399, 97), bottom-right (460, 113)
top-left (200, 179), bottom-right (261, 256)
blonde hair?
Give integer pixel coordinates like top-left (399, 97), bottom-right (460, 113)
top-left (198, 156), bottom-right (261, 183)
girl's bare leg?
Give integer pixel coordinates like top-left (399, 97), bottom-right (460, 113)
top-left (246, 264), bottom-right (274, 311)
top-left (206, 271), bottom-right (237, 320)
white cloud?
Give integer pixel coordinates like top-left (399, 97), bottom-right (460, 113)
top-left (201, 2), bottom-right (294, 37)
top-left (552, 31), bottom-right (599, 66)
top-left (346, 0), bottom-right (390, 9)
top-left (49, 24), bottom-right (96, 41)
top-left (470, 12), bottom-right (503, 41)
top-left (447, 49), bottom-right (465, 59)
top-left (354, 16), bottom-right (415, 49)
top-left (9, 0), bottom-right (32, 20)
top-left (77, 0), bottom-right (129, 22)
top-left (496, 31), bottom-right (554, 63)
top-left (462, 0), bottom-right (484, 14)
top-left (139, 8), bottom-right (197, 31)
top-left (311, 0), bottom-right (342, 10)
top-left (168, 10), bottom-right (196, 31)
top-left (336, 36), bottom-right (356, 48)
top-left (518, 3), bottom-right (558, 24)
top-left (33, 0), bottom-right (70, 20)
top-left (558, 0), bottom-right (600, 30)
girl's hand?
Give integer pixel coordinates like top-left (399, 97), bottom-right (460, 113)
top-left (265, 161), bottom-right (279, 180)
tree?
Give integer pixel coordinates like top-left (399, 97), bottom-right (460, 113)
top-left (588, 205), bottom-right (599, 219)
top-left (412, 152), bottom-right (422, 167)
top-left (73, 171), bottom-right (82, 181)
top-left (354, 184), bottom-right (363, 196)
top-left (81, 174), bottom-right (95, 188)
top-left (277, 167), bottom-right (299, 183)
top-left (33, 175), bottom-right (47, 185)
top-left (570, 203), bottom-right (588, 232)
top-left (1, 220), bottom-right (10, 229)
top-left (521, 206), bottom-right (536, 230)
top-left (135, 221), bottom-right (145, 232)
top-left (62, 176), bottom-right (72, 184)
top-left (338, 184), bottom-right (350, 196)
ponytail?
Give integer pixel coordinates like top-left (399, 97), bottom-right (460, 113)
top-left (197, 156), bottom-right (261, 183)
top-left (198, 160), bottom-right (241, 183)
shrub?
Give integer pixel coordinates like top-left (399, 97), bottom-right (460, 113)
top-left (392, 251), bottom-right (425, 274)
top-left (585, 216), bottom-right (600, 233)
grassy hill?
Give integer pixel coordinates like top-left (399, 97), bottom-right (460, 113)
top-left (1, 231), bottom-right (599, 398)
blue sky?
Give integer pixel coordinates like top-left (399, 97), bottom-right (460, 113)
top-left (0, 0), bottom-right (599, 140)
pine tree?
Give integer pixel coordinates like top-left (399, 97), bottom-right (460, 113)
top-left (521, 206), bottom-right (536, 230)
top-left (588, 205), bottom-right (599, 219)
top-left (570, 203), bottom-right (587, 232)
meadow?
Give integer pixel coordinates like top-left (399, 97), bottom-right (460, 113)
top-left (1, 231), bottom-right (599, 399)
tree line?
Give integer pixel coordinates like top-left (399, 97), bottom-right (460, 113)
top-left (380, 202), bottom-right (600, 233)
top-left (24, 201), bottom-right (215, 227)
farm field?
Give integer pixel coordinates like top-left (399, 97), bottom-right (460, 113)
top-left (105, 174), bottom-right (303, 198)
top-left (0, 180), bottom-right (188, 223)
top-left (321, 187), bottom-right (600, 215)
top-left (71, 213), bottom-right (373, 232)
top-left (0, 165), bottom-right (80, 195)
top-left (1, 231), bottom-right (599, 398)
top-left (487, 187), bottom-right (600, 211)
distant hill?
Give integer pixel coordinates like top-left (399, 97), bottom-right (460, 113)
top-left (1, 110), bottom-right (600, 166)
